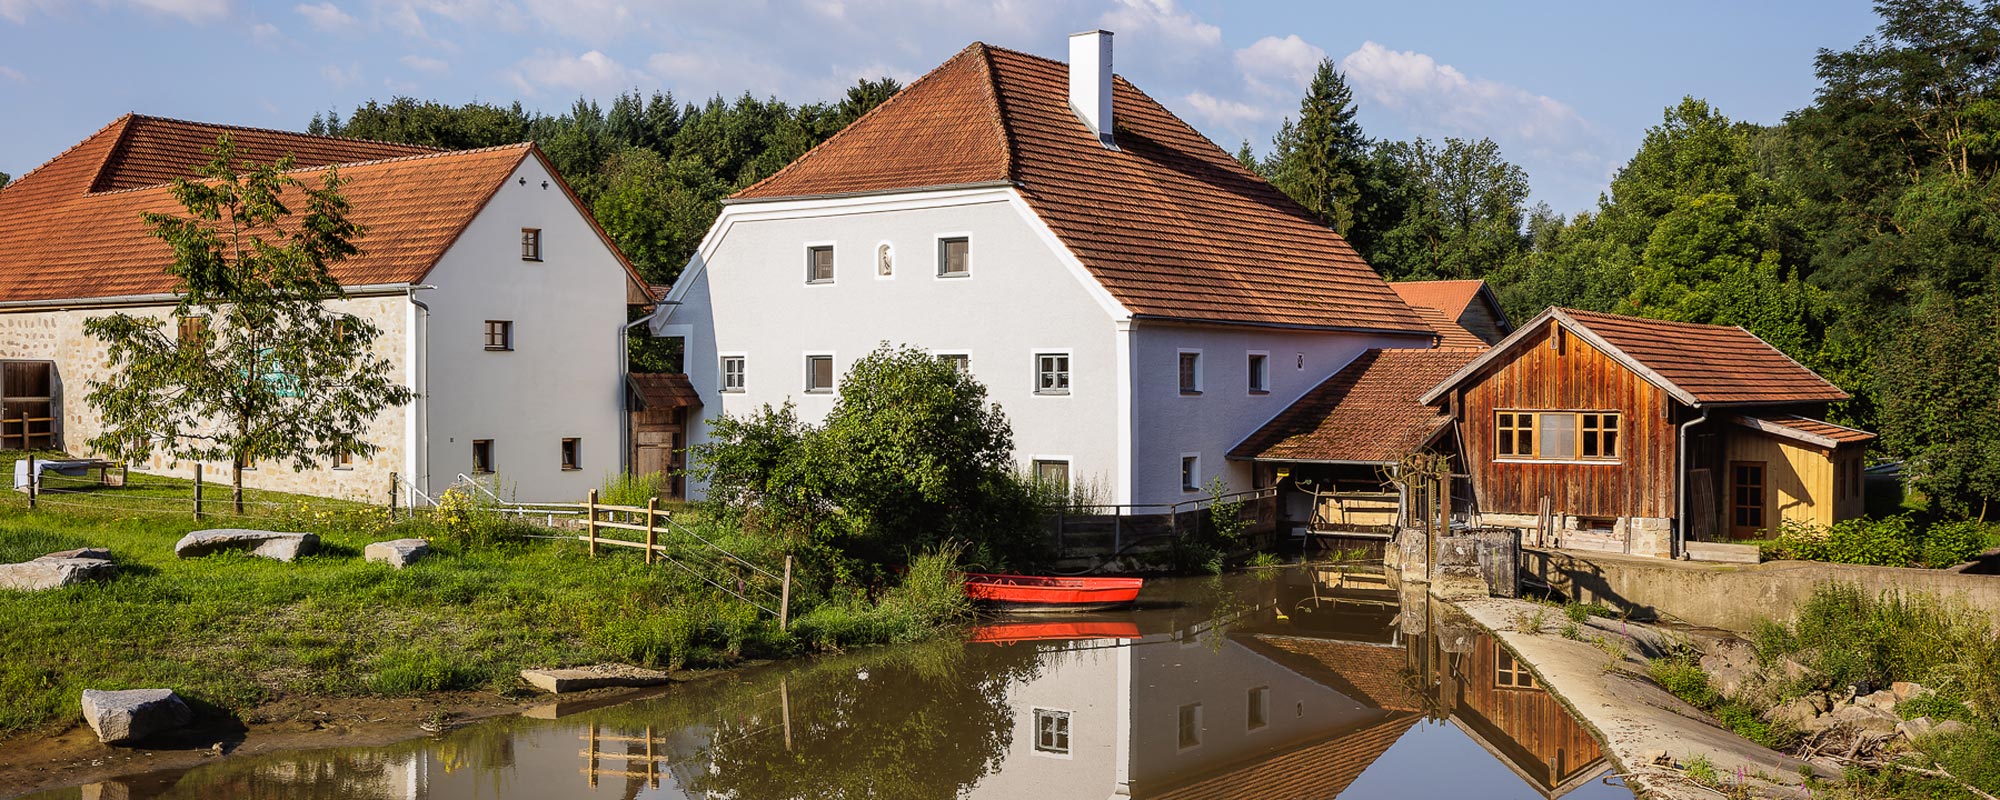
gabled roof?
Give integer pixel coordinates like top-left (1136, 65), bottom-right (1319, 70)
top-left (1232, 347), bottom-right (1485, 464)
top-left (1420, 307), bottom-right (1849, 407)
top-left (627, 373), bottom-right (703, 410)
top-left (1390, 280), bottom-right (1509, 349)
top-left (1733, 414), bottom-right (1874, 449)
top-left (732, 43), bottom-right (1430, 335)
top-left (0, 115), bottom-right (649, 304)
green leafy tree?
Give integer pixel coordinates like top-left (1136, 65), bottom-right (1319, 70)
top-left (83, 137), bottom-right (414, 512)
top-left (1369, 136), bottom-right (1530, 280)
top-left (831, 77), bottom-right (902, 130)
top-left (0, 171), bottom-right (10, 189)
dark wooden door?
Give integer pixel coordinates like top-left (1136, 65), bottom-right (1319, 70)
top-left (1729, 461), bottom-right (1766, 538)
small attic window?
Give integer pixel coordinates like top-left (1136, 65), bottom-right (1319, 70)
top-left (521, 228), bottom-right (542, 261)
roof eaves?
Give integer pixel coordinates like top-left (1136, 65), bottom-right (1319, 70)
top-left (1733, 415), bottom-right (1841, 449)
top-left (1728, 322), bottom-right (1850, 402)
top-left (719, 179), bottom-right (1019, 205)
top-left (1131, 313), bottom-right (1436, 338)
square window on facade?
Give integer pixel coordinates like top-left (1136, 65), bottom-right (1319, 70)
top-left (938, 237), bottom-right (970, 277)
top-left (521, 228), bottom-right (542, 261)
top-left (1033, 459), bottom-right (1070, 490)
top-left (1181, 455), bottom-right (1199, 492)
top-left (1035, 353), bottom-right (1069, 395)
top-left (1178, 703), bottom-right (1202, 749)
top-left (561, 438), bottom-right (581, 471)
top-left (472, 439), bottom-right (494, 474)
top-left (176, 316), bottom-right (208, 346)
top-left (332, 449), bottom-right (354, 470)
top-left (1247, 354), bottom-right (1269, 393)
top-left (1033, 708), bottom-right (1071, 755)
top-left (806, 355), bottom-right (835, 392)
top-left (720, 356), bottom-right (746, 392)
top-left (807, 245), bottom-right (834, 283)
top-left (938, 353), bottom-right (970, 373)
top-left (484, 320), bottom-right (513, 351)
top-left (1496, 649), bottom-right (1537, 688)
top-left (1247, 686), bottom-right (1269, 730)
top-left (1178, 352), bottom-right (1201, 394)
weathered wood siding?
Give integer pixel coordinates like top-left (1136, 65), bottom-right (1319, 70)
top-left (1458, 324), bottom-right (1676, 519)
top-left (1455, 301), bottom-right (1511, 346)
top-left (1721, 432), bottom-right (1865, 533)
top-left (1460, 635), bottom-right (1608, 790)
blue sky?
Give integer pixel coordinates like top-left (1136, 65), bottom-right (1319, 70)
top-left (0, 0), bottom-right (1883, 213)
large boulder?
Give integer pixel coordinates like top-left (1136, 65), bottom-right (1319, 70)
top-left (1824, 704), bottom-right (1901, 736)
top-left (365, 538), bottom-right (430, 569)
top-left (80, 689), bottom-right (191, 744)
top-left (1766, 696), bottom-right (1823, 730)
top-left (0, 549), bottom-right (116, 591)
top-left (173, 529), bottom-right (318, 562)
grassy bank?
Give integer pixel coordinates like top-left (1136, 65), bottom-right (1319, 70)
top-left (0, 468), bottom-right (969, 738)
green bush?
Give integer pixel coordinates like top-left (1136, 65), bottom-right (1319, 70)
top-left (1921, 520), bottom-right (1995, 568)
top-left (1824, 515), bottom-right (1918, 566)
top-left (1763, 515), bottom-right (1995, 569)
top-left (1648, 655), bottom-right (1720, 708)
top-left (1758, 583), bottom-right (1999, 719)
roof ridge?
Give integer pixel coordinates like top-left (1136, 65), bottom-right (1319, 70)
top-left (81, 141), bottom-right (535, 197)
top-left (0, 113), bottom-right (134, 195)
top-left (125, 113), bottom-right (449, 153)
top-left (973, 42), bottom-right (1019, 183)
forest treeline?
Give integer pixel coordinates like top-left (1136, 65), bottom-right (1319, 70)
top-left (311, 0), bottom-right (1996, 515)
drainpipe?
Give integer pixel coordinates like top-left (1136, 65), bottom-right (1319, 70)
top-left (406, 285), bottom-right (435, 506)
top-left (1674, 407), bottom-right (1710, 559)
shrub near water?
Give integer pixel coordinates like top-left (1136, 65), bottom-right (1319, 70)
top-left (1761, 515), bottom-right (1996, 568)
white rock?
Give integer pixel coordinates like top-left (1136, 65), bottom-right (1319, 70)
top-left (0, 549), bottom-right (116, 591)
top-left (173, 529), bottom-right (319, 562)
top-left (80, 689), bottom-right (191, 744)
top-left (364, 538), bottom-right (430, 569)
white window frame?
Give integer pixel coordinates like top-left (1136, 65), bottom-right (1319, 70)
top-left (719, 353), bottom-right (747, 393)
top-left (935, 350), bottom-right (972, 375)
top-left (1031, 707), bottom-right (1074, 759)
top-left (804, 241), bottom-right (837, 286)
top-left (874, 240), bottom-right (896, 280)
top-left (1177, 348), bottom-right (1203, 395)
top-left (1032, 349), bottom-right (1072, 397)
top-left (935, 232), bottom-right (973, 279)
top-left (1029, 456), bottom-right (1072, 492)
top-left (1180, 452), bottom-right (1201, 493)
top-left (803, 351), bottom-right (837, 394)
top-left (1246, 350), bottom-right (1270, 395)
top-left (1247, 686), bottom-right (1271, 731)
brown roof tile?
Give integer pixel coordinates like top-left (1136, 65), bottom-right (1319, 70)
top-left (1232, 347), bottom-right (1484, 463)
top-left (1390, 280), bottom-right (1497, 349)
top-left (734, 44), bottom-right (1429, 334)
top-left (1144, 713), bottom-right (1419, 800)
top-left (628, 373), bottom-right (703, 409)
top-left (1733, 414), bottom-right (1874, 448)
top-left (1557, 309), bottom-right (1849, 405)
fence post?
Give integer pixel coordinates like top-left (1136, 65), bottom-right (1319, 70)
top-left (18, 411), bottom-right (28, 451)
top-left (25, 458), bottom-right (36, 510)
top-left (193, 464), bottom-right (204, 521)
top-left (644, 497), bottom-right (658, 565)
top-left (1113, 507), bottom-right (1123, 554)
top-left (586, 489), bottom-right (599, 557)
top-left (388, 471), bottom-right (399, 521)
top-left (779, 555), bottom-right (793, 632)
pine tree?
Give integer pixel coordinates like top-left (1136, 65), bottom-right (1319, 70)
top-left (1265, 59), bottom-right (1370, 235)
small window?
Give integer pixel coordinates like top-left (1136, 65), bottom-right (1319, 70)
top-left (484, 320), bottom-right (513, 351)
top-left (471, 439), bottom-right (494, 474)
top-left (1177, 703), bottom-right (1202, 749)
top-left (1181, 455), bottom-right (1199, 492)
top-left (1178, 351), bottom-right (1201, 395)
top-left (805, 354), bottom-right (835, 393)
top-left (876, 242), bottom-right (894, 277)
top-left (938, 236), bottom-right (970, 277)
top-left (1247, 353), bottom-right (1269, 394)
top-left (332, 449), bottom-right (354, 470)
top-left (720, 356), bottom-right (746, 392)
top-left (1035, 353), bottom-right (1069, 395)
top-left (1033, 459), bottom-right (1070, 490)
top-left (521, 228), bottom-right (542, 261)
top-left (1033, 708), bottom-right (1071, 755)
top-left (938, 353), bottom-right (970, 374)
top-left (1496, 648), bottom-right (1537, 689)
top-left (1247, 686), bottom-right (1270, 730)
top-left (1496, 411), bottom-right (1534, 458)
top-left (1581, 413), bottom-right (1621, 460)
top-left (806, 245), bottom-right (834, 284)
top-left (560, 438), bottom-right (581, 471)
top-left (176, 315), bottom-right (207, 346)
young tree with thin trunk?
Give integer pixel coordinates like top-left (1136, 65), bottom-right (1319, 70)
top-left (84, 136), bottom-right (414, 513)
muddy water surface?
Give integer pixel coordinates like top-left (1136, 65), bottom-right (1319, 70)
top-left (18, 567), bottom-right (1633, 799)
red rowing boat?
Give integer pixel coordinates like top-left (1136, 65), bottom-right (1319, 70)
top-left (967, 620), bottom-right (1143, 644)
top-left (961, 573), bottom-right (1144, 613)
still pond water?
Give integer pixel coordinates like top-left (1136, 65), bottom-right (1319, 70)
top-left (27, 567), bottom-right (1632, 799)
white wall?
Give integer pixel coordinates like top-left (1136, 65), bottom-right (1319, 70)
top-left (1128, 321), bottom-right (1419, 506)
top-left (967, 644), bottom-right (1123, 800)
top-left (419, 155), bottom-right (633, 503)
top-left (661, 189), bottom-right (1122, 501)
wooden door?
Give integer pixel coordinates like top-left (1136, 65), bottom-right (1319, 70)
top-left (1729, 461), bottom-right (1766, 538)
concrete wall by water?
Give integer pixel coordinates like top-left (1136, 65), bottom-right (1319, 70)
top-left (1523, 548), bottom-right (2000, 632)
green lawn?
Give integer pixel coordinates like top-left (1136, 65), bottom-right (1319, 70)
top-left (0, 456), bottom-right (965, 737)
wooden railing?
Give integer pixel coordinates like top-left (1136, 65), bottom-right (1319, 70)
top-left (578, 490), bottom-right (794, 630)
top-left (1047, 487), bottom-right (1279, 557)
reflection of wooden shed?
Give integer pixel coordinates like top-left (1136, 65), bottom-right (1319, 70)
top-left (626, 373), bottom-right (700, 499)
top-left (1451, 634), bottom-right (1609, 798)
top-left (0, 360), bottom-right (58, 450)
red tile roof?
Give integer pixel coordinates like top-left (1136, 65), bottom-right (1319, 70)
top-left (628, 373), bottom-right (703, 409)
top-left (1422, 308), bottom-right (1849, 407)
top-left (1391, 280), bottom-right (1500, 349)
top-left (1733, 414), bottom-right (1874, 449)
top-left (1232, 347), bottom-right (1485, 464)
top-left (733, 44), bottom-right (1429, 334)
top-left (0, 115), bottom-right (647, 304)
top-left (1144, 713), bottom-right (1420, 800)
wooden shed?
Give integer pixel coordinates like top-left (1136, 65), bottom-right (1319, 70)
top-left (625, 373), bottom-right (701, 500)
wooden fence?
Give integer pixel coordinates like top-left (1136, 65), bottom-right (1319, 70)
top-left (576, 490), bottom-right (794, 630)
top-left (1047, 487), bottom-right (1279, 558)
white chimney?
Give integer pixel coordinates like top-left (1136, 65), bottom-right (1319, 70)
top-left (1068, 30), bottom-right (1115, 149)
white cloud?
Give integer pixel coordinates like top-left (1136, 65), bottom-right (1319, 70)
top-left (400, 53), bottom-right (447, 73)
top-left (1339, 41), bottom-right (1592, 146)
top-left (250, 21), bottom-right (282, 44)
top-left (320, 62), bottom-right (362, 87)
top-left (505, 49), bottom-right (645, 96)
top-left (0, 65), bottom-right (23, 82)
top-left (127, 0), bottom-right (229, 22)
top-left (1182, 91), bottom-right (1262, 127)
top-left (1235, 34), bottom-right (1324, 95)
top-left (293, 2), bottom-right (355, 30)
top-left (1100, 0), bottom-right (1220, 51)
top-left (0, 0), bottom-right (61, 24)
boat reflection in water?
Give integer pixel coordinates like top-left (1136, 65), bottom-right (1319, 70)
top-left (35, 566), bottom-right (1630, 800)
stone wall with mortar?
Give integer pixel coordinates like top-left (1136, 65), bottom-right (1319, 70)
top-left (1524, 548), bottom-right (2000, 633)
top-left (0, 296), bottom-right (409, 504)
